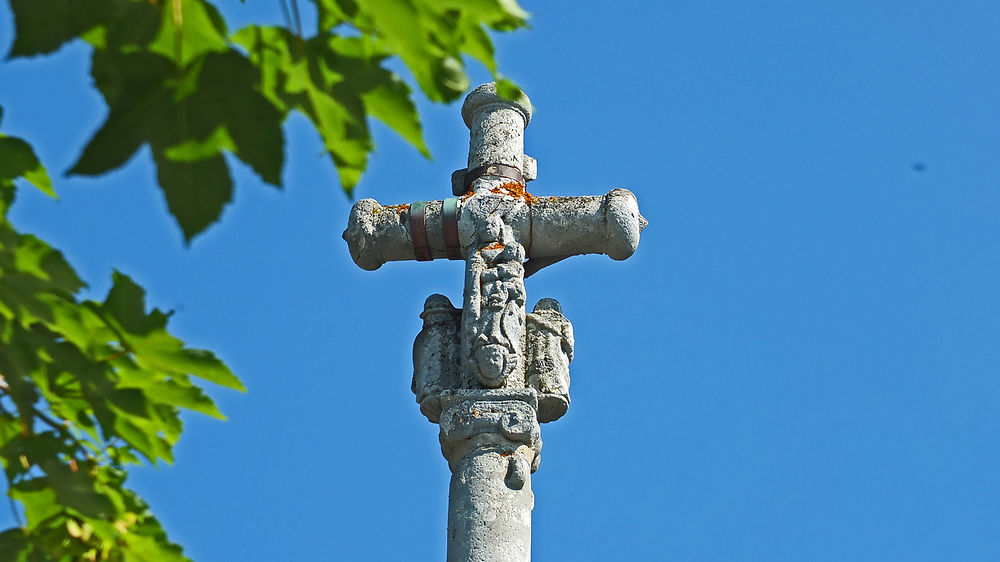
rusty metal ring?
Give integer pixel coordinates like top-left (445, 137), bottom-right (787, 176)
top-left (463, 163), bottom-right (523, 191)
top-left (410, 201), bottom-right (432, 261)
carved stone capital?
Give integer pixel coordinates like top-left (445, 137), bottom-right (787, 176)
top-left (438, 389), bottom-right (542, 476)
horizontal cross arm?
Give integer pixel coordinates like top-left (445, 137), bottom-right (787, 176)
top-left (342, 189), bottom-right (646, 271)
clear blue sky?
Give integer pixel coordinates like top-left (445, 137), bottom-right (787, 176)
top-left (2, 1), bottom-right (999, 560)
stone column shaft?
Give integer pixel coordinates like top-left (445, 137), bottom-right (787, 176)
top-left (439, 390), bottom-right (541, 562)
top-left (447, 449), bottom-right (533, 562)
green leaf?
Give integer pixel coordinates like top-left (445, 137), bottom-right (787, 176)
top-left (434, 56), bottom-right (470, 99)
top-left (314, 36), bottom-right (430, 158)
top-left (361, 77), bottom-right (428, 157)
top-left (127, 379), bottom-right (224, 420)
top-left (315, 0), bottom-right (363, 31)
top-left (153, 152), bottom-right (233, 242)
top-left (0, 528), bottom-right (29, 562)
top-left (435, 0), bottom-right (530, 28)
top-left (236, 26), bottom-right (371, 192)
top-left (364, 0), bottom-right (459, 102)
top-left (101, 272), bottom-right (244, 390)
top-left (147, 0), bottom-right (228, 66)
top-left (70, 49), bottom-right (282, 238)
top-left (457, 18), bottom-right (496, 73)
top-left (0, 122), bottom-right (239, 561)
top-left (10, 479), bottom-right (61, 532)
top-left (0, 415), bottom-right (20, 449)
top-left (7, 0), bottom-right (112, 58)
top-left (351, 0), bottom-right (526, 104)
top-left (102, 272), bottom-right (164, 335)
top-left (0, 137), bottom-right (55, 197)
top-left (164, 126), bottom-right (233, 162)
top-left (491, 0), bottom-right (531, 30)
top-left (143, 345), bottom-right (244, 392)
top-left (121, 532), bottom-right (188, 562)
top-left (495, 77), bottom-right (523, 101)
top-left (8, 235), bottom-right (86, 294)
top-left (126, 325), bottom-right (245, 391)
top-left (67, 52), bottom-right (175, 177)
top-left (39, 460), bottom-right (117, 519)
top-left (120, 416), bottom-right (174, 463)
top-left (100, 0), bottom-right (163, 51)
top-left (193, 51), bottom-right (285, 186)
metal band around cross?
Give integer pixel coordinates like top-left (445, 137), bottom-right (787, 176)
top-left (411, 198), bottom-right (463, 261)
top-left (410, 201), bottom-right (432, 261)
top-left (442, 197), bottom-right (462, 260)
top-left (463, 163), bottom-right (524, 192)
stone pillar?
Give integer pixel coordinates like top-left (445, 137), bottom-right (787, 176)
top-left (344, 82), bottom-right (646, 562)
top-left (439, 390), bottom-right (541, 562)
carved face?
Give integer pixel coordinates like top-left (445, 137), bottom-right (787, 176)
top-left (483, 282), bottom-right (508, 308)
top-left (481, 215), bottom-right (504, 243)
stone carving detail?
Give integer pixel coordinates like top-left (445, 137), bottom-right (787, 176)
top-left (464, 215), bottom-right (527, 389)
top-left (412, 294), bottom-right (462, 423)
top-left (525, 298), bottom-right (574, 423)
top-left (438, 390), bottom-right (542, 478)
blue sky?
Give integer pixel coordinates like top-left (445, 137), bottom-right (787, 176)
top-left (2, 1), bottom-right (999, 560)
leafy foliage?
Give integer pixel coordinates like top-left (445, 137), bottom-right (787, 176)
top-left (0, 114), bottom-right (244, 560)
top-left (2, 0), bottom-right (529, 558)
top-left (8, 0), bottom-right (529, 240)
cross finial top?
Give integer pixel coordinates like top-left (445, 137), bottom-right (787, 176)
top-left (458, 83), bottom-right (536, 191)
top-left (461, 82), bottom-right (533, 129)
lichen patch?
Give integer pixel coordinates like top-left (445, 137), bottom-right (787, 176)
top-left (490, 182), bottom-right (538, 204)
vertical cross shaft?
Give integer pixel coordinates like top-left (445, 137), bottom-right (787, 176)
top-left (447, 84), bottom-right (537, 561)
top-left (343, 83), bottom-right (646, 561)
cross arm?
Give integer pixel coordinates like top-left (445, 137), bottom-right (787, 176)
top-left (342, 188), bottom-right (647, 271)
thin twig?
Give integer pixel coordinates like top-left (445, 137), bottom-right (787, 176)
top-left (0, 386), bottom-right (92, 460)
top-left (279, 0), bottom-right (294, 33)
top-left (8, 496), bottom-right (23, 529)
top-left (290, 0), bottom-right (303, 37)
top-left (96, 348), bottom-right (129, 363)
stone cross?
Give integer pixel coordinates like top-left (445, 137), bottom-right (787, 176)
top-left (343, 83), bottom-right (646, 562)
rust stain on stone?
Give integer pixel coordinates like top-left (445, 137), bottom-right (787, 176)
top-left (490, 181), bottom-right (538, 204)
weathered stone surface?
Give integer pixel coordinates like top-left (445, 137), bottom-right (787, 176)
top-left (438, 390), bottom-right (541, 472)
top-left (413, 294), bottom-right (462, 423)
top-left (526, 298), bottom-right (574, 423)
top-left (346, 82), bottom-right (645, 561)
top-left (439, 390), bottom-right (540, 562)
top-left (342, 189), bottom-right (646, 271)
top-left (463, 215), bottom-right (527, 389)
top-left (462, 82), bottom-right (532, 175)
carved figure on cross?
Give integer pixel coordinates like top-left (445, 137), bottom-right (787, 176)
top-left (343, 83), bottom-right (646, 562)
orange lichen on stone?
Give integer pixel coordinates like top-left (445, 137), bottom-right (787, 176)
top-left (482, 241), bottom-right (505, 250)
top-left (490, 181), bottom-right (538, 204)
top-left (385, 203), bottom-right (410, 214)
